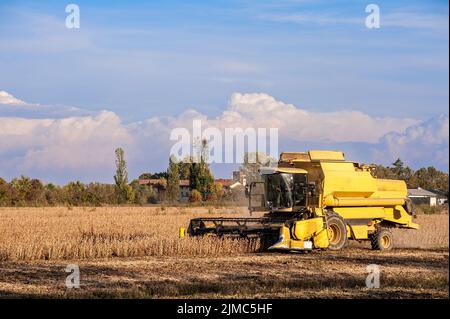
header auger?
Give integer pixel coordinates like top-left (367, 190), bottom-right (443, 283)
top-left (188, 150), bottom-right (419, 252)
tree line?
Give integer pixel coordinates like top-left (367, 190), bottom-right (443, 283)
top-left (0, 149), bottom-right (447, 207)
top-left (0, 144), bottom-right (236, 207)
top-left (0, 148), bottom-right (156, 206)
top-left (166, 139), bottom-right (223, 203)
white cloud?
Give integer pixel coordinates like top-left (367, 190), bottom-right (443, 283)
top-left (143, 92), bottom-right (416, 143)
top-left (0, 110), bottom-right (133, 179)
top-left (0, 91), bottom-right (92, 119)
top-left (0, 91), bottom-right (26, 105)
top-left (0, 90), bottom-right (447, 182)
top-left (382, 11), bottom-right (449, 33)
top-left (219, 93), bottom-right (418, 143)
top-left (126, 92), bottom-right (420, 169)
top-left (258, 9), bottom-right (449, 33)
top-left (373, 114), bottom-right (449, 169)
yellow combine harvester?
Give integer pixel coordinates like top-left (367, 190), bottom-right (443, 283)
top-left (188, 150), bottom-right (419, 251)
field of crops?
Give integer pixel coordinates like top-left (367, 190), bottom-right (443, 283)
top-left (0, 206), bottom-right (256, 261)
top-left (0, 207), bottom-right (448, 298)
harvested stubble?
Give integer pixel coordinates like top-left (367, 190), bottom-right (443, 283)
top-left (0, 207), bottom-right (257, 261)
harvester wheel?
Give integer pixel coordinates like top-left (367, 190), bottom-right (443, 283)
top-left (325, 213), bottom-right (347, 250)
top-left (370, 228), bottom-right (393, 251)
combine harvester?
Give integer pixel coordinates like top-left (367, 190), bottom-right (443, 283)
top-left (188, 150), bottom-right (419, 251)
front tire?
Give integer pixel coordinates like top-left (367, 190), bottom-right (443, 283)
top-left (370, 228), bottom-right (393, 250)
top-left (326, 213), bottom-right (347, 250)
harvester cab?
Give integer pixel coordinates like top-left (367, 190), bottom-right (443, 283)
top-left (248, 167), bottom-right (315, 214)
top-left (188, 150), bottom-right (419, 252)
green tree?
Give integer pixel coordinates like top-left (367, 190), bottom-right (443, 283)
top-left (391, 158), bottom-right (404, 180)
top-left (189, 139), bottom-right (215, 200)
top-left (166, 156), bottom-right (180, 202)
top-left (390, 158), bottom-right (414, 181)
top-left (114, 148), bottom-right (128, 186)
top-left (64, 181), bottom-right (87, 205)
top-left (138, 172), bottom-right (153, 180)
top-left (10, 176), bottom-right (32, 206)
top-left (189, 163), bottom-right (215, 200)
top-left (179, 156), bottom-right (192, 180)
top-left (0, 178), bottom-right (11, 206)
top-left (44, 183), bottom-right (61, 206)
top-left (152, 172), bottom-right (169, 179)
top-left (371, 164), bottom-right (394, 179)
top-left (114, 148), bottom-right (134, 204)
top-left (392, 158), bottom-right (404, 171)
top-left (413, 167), bottom-right (449, 194)
top-left (189, 189), bottom-right (202, 202)
top-left (214, 182), bottom-right (224, 200)
top-left (130, 180), bottom-right (158, 205)
top-left (86, 183), bottom-right (117, 205)
top-left (29, 179), bottom-right (46, 206)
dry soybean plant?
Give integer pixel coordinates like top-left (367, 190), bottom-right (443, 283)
top-left (0, 206), bottom-right (257, 261)
top-left (0, 207), bottom-right (447, 261)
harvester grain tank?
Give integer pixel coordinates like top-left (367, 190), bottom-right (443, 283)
top-left (188, 150), bottom-right (419, 251)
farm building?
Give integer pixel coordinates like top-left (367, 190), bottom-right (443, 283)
top-left (232, 170), bottom-right (247, 186)
top-left (215, 179), bottom-right (243, 190)
top-left (214, 179), bottom-right (245, 199)
top-left (138, 179), bottom-right (190, 202)
top-left (428, 189), bottom-right (449, 205)
top-left (179, 180), bottom-right (190, 202)
top-left (407, 187), bottom-right (439, 206)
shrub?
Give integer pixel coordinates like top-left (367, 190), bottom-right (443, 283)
top-left (189, 189), bottom-right (202, 202)
top-left (416, 205), bottom-right (446, 215)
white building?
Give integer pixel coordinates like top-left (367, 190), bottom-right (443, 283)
top-left (407, 187), bottom-right (438, 206)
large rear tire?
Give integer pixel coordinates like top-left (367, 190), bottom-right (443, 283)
top-left (370, 228), bottom-right (393, 251)
top-left (326, 213), bottom-right (347, 250)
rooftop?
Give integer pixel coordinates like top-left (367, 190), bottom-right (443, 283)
top-left (407, 187), bottom-right (438, 197)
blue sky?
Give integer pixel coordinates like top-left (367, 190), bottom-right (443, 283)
top-left (0, 0), bottom-right (448, 183)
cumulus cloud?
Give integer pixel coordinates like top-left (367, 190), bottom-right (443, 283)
top-left (219, 93), bottom-right (418, 143)
top-left (0, 91), bottom-right (92, 119)
top-left (126, 92), bottom-right (423, 173)
top-left (373, 114), bottom-right (449, 170)
top-left (0, 90), bottom-right (447, 182)
top-left (134, 92), bottom-right (418, 145)
top-left (0, 90), bottom-right (26, 105)
top-left (0, 110), bottom-right (133, 181)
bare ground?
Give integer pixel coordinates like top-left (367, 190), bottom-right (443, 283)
top-left (1, 247), bottom-right (448, 299)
